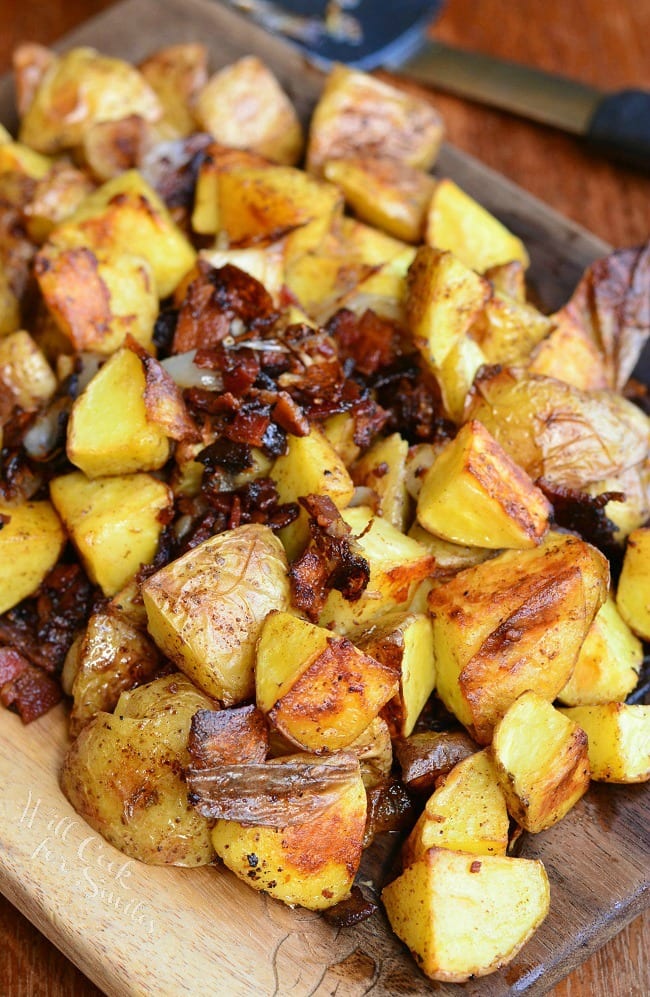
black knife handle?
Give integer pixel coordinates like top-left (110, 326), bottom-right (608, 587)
top-left (586, 89), bottom-right (650, 173)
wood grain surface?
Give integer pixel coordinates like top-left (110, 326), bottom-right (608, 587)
top-left (0, 1), bottom-right (648, 994)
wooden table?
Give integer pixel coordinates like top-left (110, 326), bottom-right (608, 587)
top-left (0, 1), bottom-right (648, 994)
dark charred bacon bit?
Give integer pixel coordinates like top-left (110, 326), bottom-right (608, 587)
top-left (326, 308), bottom-right (401, 378)
top-left (142, 133), bottom-right (213, 213)
top-left (539, 479), bottom-right (625, 559)
top-left (224, 401), bottom-right (272, 447)
top-left (173, 262), bottom-right (279, 354)
top-left (197, 474), bottom-right (298, 536)
top-left (0, 663), bottom-right (62, 723)
top-left (153, 307), bottom-right (179, 356)
top-left (188, 706), bottom-right (269, 770)
top-left (0, 646), bottom-right (30, 684)
top-left (0, 448), bottom-right (42, 504)
top-left (279, 324), bottom-right (346, 408)
top-left (0, 562), bottom-right (97, 674)
top-left (197, 438), bottom-right (253, 474)
top-left (270, 391), bottom-right (309, 437)
top-left (321, 885), bottom-right (378, 928)
top-left (289, 494), bottom-right (370, 622)
top-left (376, 370), bottom-right (446, 443)
top-left (223, 350), bottom-right (261, 396)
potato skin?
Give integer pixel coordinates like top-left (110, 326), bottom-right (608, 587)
top-left (143, 524), bottom-right (290, 704)
top-left (60, 674), bottom-right (216, 866)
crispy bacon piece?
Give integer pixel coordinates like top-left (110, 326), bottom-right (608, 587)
top-left (0, 649), bottom-right (62, 723)
top-left (0, 563), bottom-right (96, 674)
top-left (539, 479), bottom-right (625, 558)
top-left (326, 307), bottom-right (401, 378)
top-left (289, 494), bottom-right (370, 622)
top-left (172, 262), bottom-right (279, 353)
top-left (363, 778), bottom-right (416, 846)
top-left (321, 885), bottom-right (378, 927)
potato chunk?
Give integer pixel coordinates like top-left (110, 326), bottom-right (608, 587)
top-left (307, 64), bottom-right (444, 176)
top-left (616, 527), bottom-right (650, 640)
top-left (49, 170), bottom-right (196, 297)
top-left (69, 611), bottom-right (161, 737)
top-left (18, 46), bottom-right (162, 154)
top-left (416, 420), bottom-right (551, 549)
top-left (35, 244), bottom-right (158, 353)
top-left (425, 178), bottom-right (529, 272)
top-left (194, 56), bottom-right (303, 166)
top-left (142, 525), bottom-right (290, 705)
top-left (351, 432), bottom-right (410, 531)
top-left (558, 703), bottom-right (650, 783)
top-left (466, 366), bottom-right (650, 489)
top-left (139, 43), bottom-right (208, 137)
top-left (61, 673), bottom-right (216, 866)
top-left (403, 749), bottom-right (509, 864)
top-left (256, 611), bottom-right (397, 751)
top-left (211, 752), bottom-right (366, 910)
top-left (323, 156), bottom-right (435, 243)
top-left (0, 330), bottom-right (57, 410)
top-left (318, 507), bottom-right (435, 634)
top-left (382, 848), bottom-right (550, 983)
top-left (492, 692), bottom-right (590, 831)
top-left (50, 471), bottom-right (172, 597)
top-left (427, 532), bottom-right (609, 743)
top-left (406, 247), bottom-right (491, 371)
top-left (0, 500), bottom-right (65, 614)
top-left (558, 595), bottom-right (642, 706)
top-left (357, 612), bottom-right (435, 739)
top-left (67, 347), bottom-right (170, 477)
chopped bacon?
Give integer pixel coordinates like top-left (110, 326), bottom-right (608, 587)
top-left (326, 307), bottom-right (402, 377)
top-left (0, 660), bottom-right (62, 723)
top-left (289, 494), bottom-right (370, 622)
top-left (172, 262), bottom-right (279, 353)
top-left (539, 479), bottom-right (625, 558)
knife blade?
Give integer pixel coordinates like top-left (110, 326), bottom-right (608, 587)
top-left (220, 0), bottom-right (650, 174)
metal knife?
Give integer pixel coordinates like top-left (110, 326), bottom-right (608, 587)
top-left (221, 0), bottom-right (650, 174)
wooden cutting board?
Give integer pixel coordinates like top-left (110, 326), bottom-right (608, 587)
top-left (0, 1), bottom-right (647, 994)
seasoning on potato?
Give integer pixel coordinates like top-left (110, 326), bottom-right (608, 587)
top-left (0, 38), bottom-right (648, 985)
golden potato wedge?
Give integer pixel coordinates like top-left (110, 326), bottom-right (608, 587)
top-left (35, 243), bottom-right (158, 355)
top-left (351, 432), bottom-right (410, 532)
top-left (307, 64), bottom-right (444, 177)
top-left (616, 527), bottom-right (650, 640)
top-left (321, 411), bottom-right (362, 467)
top-left (382, 847), bottom-right (549, 983)
top-left (425, 178), bottom-right (529, 272)
top-left (356, 612), bottom-right (435, 739)
top-left (12, 42), bottom-right (56, 118)
top-left (69, 611), bottom-right (161, 737)
top-left (67, 347), bottom-right (170, 478)
top-left (50, 471), bottom-right (172, 597)
top-left (138, 43), bottom-right (208, 137)
top-left (0, 330), bottom-right (56, 410)
top-left (428, 532), bottom-right (609, 743)
top-left (528, 309), bottom-right (609, 390)
top-left (0, 500), bottom-right (65, 614)
top-left (492, 691), bottom-right (590, 832)
top-left (403, 749), bottom-right (509, 864)
top-left (484, 260), bottom-right (526, 302)
top-left (216, 165), bottom-right (342, 267)
top-left (0, 267), bottom-right (20, 336)
top-left (273, 425), bottom-right (354, 559)
top-left (470, 293), bottom-right (552, 366)
top-left (416, 420), bottom-right (551, 549)
top-left (408, 521), bottom-right (496, 579)
top-left (323, 156), bottom-right (435, 243)
top-left (60, 673), bottom-right (216, 866)
top-left (194, 56), bottom-right (303, 166)
top-left (142, 524), bottom-right (290, 705)
top-left (19, 47), bottom-right (161, 154)
top-left (79, 115), bottom-right (154, 183)
top-left (406, 246), bottom-right (491, 371)
top-left (558, 703), bottom-right (650, 783)
top-left (346, 715), bottom-right (393, 789)
top-left (435, 333), bottom-right (486, 423)
top-left (256, 611), bottom-right (398, 752)
top-left (558, 595), bottom-right (642, 706)
top-left (318, 506), bottom-right (436, 634)
top-left (190, 142), bottom-right (272, 235)
top-left (49, 170), bottom-right (196, 298)
top-left (23, 164), bottom-right (94, 244)
top-left (466, 366), bottom-right (650, 489)
top-left (210, 752), bottom-right (367, 910)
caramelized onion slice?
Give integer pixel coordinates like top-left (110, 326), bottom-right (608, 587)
top-left (188, 751), bottom-right (360, 827)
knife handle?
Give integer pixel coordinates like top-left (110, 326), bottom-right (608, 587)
top-left (586, 90), bottom-right (650, 173)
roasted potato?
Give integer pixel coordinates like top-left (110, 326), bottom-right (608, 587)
top-left (60, 673), bottom-right (216, 865)
top-left (143, 525), bottom-right (291, 704)
top-left (0, 500), bottom-right (65, 614)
